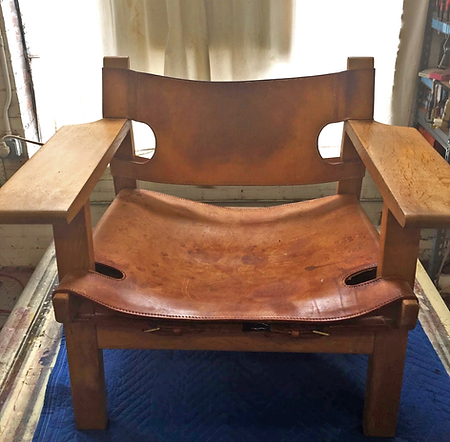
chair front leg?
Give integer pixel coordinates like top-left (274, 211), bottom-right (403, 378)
top-left (52, 202), bottom-right (107, 428)
top-left (363, 329), bottom-right (408, 437)
top-left (364, 204), bottom-right (420, 437)
top-left (65, 322), bottom-right (107, 430)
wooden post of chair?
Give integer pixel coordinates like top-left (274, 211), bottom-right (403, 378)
top-left (337, 57), bottom-right (374, 198)
top-left (377, 204), bottom-right (420, 288)
top-left (53, 202), bottom-right (108, 429)
top-left (363, 203), bottom-right (420, 437)
top-left (103, 56), bottom-right (137, 195)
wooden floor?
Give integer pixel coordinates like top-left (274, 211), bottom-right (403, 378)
top-left (0, 249), bottom-right (448, 442)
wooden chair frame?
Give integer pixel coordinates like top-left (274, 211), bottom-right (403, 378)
top-left (1, 56), bottom-right (450, 437)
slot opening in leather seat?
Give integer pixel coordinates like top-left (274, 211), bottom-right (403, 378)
top-left (345, 267), bottom-right (377, 286)
top-left (95, 262), bottom-right (124, 280)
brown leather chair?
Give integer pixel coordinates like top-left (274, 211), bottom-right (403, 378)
top-left (1, 56), bottom-right (450, 437)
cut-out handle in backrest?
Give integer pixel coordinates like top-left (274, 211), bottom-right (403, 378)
top-left (105, 63), bottom-right (374, 186)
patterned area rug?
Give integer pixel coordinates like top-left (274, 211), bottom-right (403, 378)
top-left (33, 324), bottom-right (450, 442)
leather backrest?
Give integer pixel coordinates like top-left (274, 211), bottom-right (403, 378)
top-left (104, 67), bottom-right (374, 186)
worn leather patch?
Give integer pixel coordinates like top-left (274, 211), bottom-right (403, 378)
top-left (54, 190), bottom-right (414, 322)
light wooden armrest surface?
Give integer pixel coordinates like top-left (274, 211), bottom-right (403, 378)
top-left (346, 120), bottom-right (450, 228)
top-left (0, 118), bottom-right (130, 224)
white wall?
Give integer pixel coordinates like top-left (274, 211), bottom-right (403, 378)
top-left (0, 1), bottom-right (49, 267)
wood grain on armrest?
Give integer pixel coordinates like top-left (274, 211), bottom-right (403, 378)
top-left (346, 120), bottom-right (450, 228)
top-left (0, 118), bottom-right (130, 224)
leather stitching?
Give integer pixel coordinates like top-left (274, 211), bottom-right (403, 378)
top-left (54, 287), bottom-right (412, 323)
top-left (344, 276), bottom-right (408, 288)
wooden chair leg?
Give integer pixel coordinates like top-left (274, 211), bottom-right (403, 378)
top-left (53, 203), bottom-right (107, 428)
top-left (363, 329), bottom-right (408, 437)
top-left (65, 322), bottom-right (108, 430)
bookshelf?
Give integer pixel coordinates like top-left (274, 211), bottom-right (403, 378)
top-left (414, 8), bottom-right (450, 284)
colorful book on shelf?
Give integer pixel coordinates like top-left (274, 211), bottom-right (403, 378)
top-left (419, 68), bottom-right (450, 82)
top-left (419, 68), bottom-right (437, 78)
top-left (429, 68), bottom-right (450, 81)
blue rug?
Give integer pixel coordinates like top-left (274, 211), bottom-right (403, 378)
top-left (34, 324), bottom-right (450, 442)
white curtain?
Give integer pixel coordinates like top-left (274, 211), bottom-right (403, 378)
top-left (97, 0), bottom-right (405, 156)
top-left (99, 0), bottom-right (294, 81)
top-left (391, 0), bottom-right (429, 126)
top-left (18, 0), bottom-right (421, 150)
top-left (18, 0), bottom-right (105, 146)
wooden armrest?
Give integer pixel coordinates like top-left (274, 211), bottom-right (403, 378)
top-left (0, 118), bottom-right (130, 224)
top-left (346, 120), bottom-right (450, 228)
